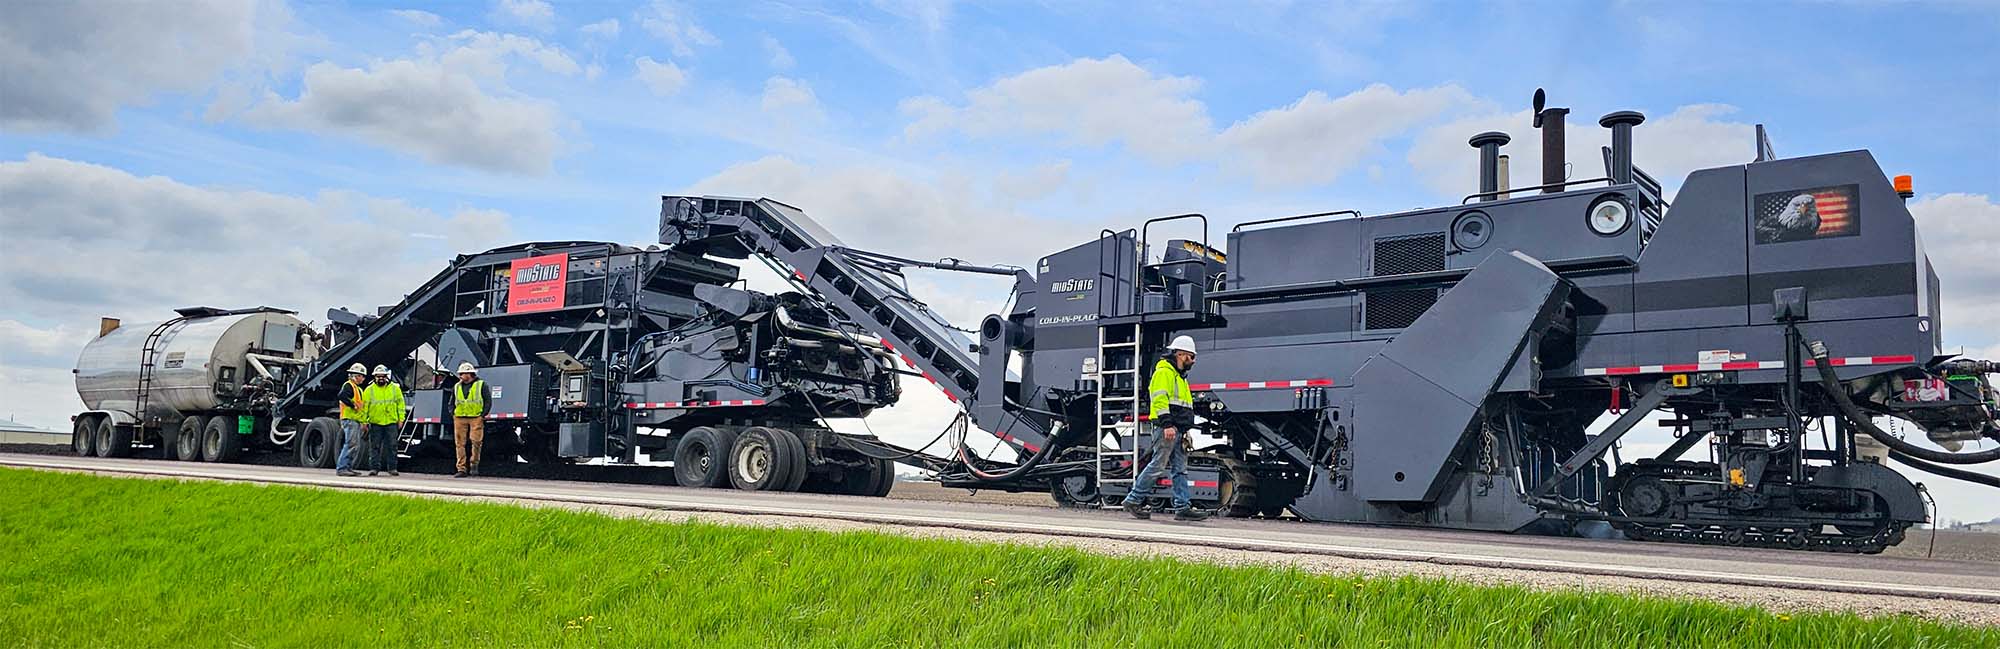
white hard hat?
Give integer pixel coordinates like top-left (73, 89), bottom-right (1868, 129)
top-left (456, 362), bottom-right (477, 374)
top-left (1167, 335), bottom-right (1198, 355)
top-left (372, 364), bottom-right (391, 376)
top-left (347, 363), bottom-right (368, 375)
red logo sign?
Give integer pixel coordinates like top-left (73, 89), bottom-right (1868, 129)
top-left (508, 253), bottom-right (568, 313)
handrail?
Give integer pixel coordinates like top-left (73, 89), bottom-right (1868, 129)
top-left (1461, 177), bottom-right (1615, 204)
top-left (1232, 209), bottom-right (1360, 233)
top-left (1139, 213), bottom-right (1209, 315)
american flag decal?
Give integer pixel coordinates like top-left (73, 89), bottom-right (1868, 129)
top-left (1753, 184), bottom-right (1860, 244)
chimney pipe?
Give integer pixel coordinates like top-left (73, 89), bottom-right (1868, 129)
top-left (1468, 131), bottom-right (1511, 201)
top-left (1496, 154), bottom-right (1511, 199)
top-left (1599, 110), bottom-right (1645, 185)
top-left (1537, 106), bottom-right (1570, 194)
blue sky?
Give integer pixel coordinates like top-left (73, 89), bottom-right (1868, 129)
top-left (3, 0), bottom-right (1998, 519)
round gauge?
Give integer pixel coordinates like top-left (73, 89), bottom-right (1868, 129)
top-left (1587, 197), bottom-right (1631, 236)
top-left (1452, 211), bottom-right (1494, 250)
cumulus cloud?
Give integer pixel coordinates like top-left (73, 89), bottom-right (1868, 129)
top-left (1218, 84), bottom-right (1472, 187)
top-left (1408, 102), bottom-right (1758, 200)
top-left (638, 1), bottom-right (717, 57)
top-left (243, 30), bottom-right (578, 174)
top-left (902, 55), bottom-right (1213, 163)
top-left (0, 154), bottom-right (515, 427)
top-left (634, 56), bottom-right (687, 96)
top-left (902, 55), bottom-right (1477, 187)
top-left (1909, 193), bottom-right (2000, 347)
top-left (581, 18), bottom-right (621, 39)
top-left (391, 9), bottom-right (442, 27)
top-left (760, 77), bottom-right (821, 117)
top-left (493, 0), bottom-right (554, 29)
top-left (991, 160), bottom-right (1072, 206)
top-left (762, 34), bottom-right (796, 70)
top-left (0, 0), bottom-right (263, 133)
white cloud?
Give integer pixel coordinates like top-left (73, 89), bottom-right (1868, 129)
top-left (493, 0), bottom-right (554, 30)
top-left (762, 34), bottom-right (796, 70)
top-left (0, 154), bottom-right (514, 428)
top-left (0, 0), bottom-right (263, 133)
top-left (581, 18), bottom-right (621, 39)
top-left (992, 160), bottom-right (1072, 206)
top-left (391, 9), bottom-right (442, 27)
top-left (634, 56), bottom-right (687, 96)
top-left (638, 1), bottom-right (717, 58)
top-left (1218, 84), bottom-right (1473, 187)
top-left (1408, 102), bottom-right (1757, 200)
top-left (760, 77), bottom-right (821, 116)
top-left (243, 31), bottom-right (579, 174)
top-left (1909, 193), bottom-right (2000, 346)
top-left (902, 54), bottom-right (1213, 163)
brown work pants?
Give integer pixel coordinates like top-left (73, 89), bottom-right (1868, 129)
top-left (454, 416), bottom-right (485, 473)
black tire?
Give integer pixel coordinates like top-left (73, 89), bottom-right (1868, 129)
top-left (93, 419), bottom-right (125, 458)
top-left (729, 427), bottom-right (793, 491)
top-left (202, 415), bottom-right (242, 463)
top-left (770, 428), bottom-right (810, 492)
top-left (298, 418), bottom-right (341, 469)
top-left (176, 416), bottom-right (207, 461)
top-left (674, 427), bottom-right (734, 488)
top-left (1051, 474), bottom-right (1099, 508)
top-left (867, 457), bottom-right (896, 497)
top-left (72, 417), bottom-right (96, 457)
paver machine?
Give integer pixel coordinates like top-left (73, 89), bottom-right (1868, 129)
top-left (661, 90), bottom-right (1999, 552)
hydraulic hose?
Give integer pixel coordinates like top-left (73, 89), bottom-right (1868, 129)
top-left (1889, 450), bottom-right (2000, 488)
top-left (1809, 339), bottom-right (2000, 465)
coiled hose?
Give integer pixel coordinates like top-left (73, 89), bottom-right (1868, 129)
top-left (1809, 339), bottom-right (2000, 465)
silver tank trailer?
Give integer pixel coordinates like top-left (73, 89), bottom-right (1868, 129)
top-left (75, 311), bottom-right (308, 422)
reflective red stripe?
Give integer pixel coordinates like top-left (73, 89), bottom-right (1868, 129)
top-left (1583, 355), bottom-right (1918, 377)
top-left (1187, 378), bottom-right (1334, 391)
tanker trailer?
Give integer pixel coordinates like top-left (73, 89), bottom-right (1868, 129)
top-left (72, 307), bottom-right (316, 462)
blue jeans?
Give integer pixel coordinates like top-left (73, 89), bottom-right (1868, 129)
top-left (1122, 426), bottom-right (1192, 510)
top-left (335, 419), bottom-right (365, 473)
top-left (366, 423), bottom-right (401, 472)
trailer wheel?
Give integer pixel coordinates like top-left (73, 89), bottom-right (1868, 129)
top-left (72, 417), bottom-right (96, 457)
top-left (769, 428), bottom-right (810, 492)
top-left (94, 419), bottom-right (130, 458)
top-left (202, 416), bottom-right (242, 463)
top-left (298, 418), bottom-right (340, 469)
top-left (729, 427), bottom-right (793, 491)
top-left (176, 416), bottom-right (207, 461)
top-left (674, 427), bottom-right (734, 488)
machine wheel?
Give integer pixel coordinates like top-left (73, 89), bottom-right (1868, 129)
top-left (770, 428), bottom-right (810, 492)
top-left (298, 418), bottom-right (341, 469)
top-left (1616, 477), bottom-right (1672, 518)
top-left (1050, 474), bottom-right (1099, 508)
top-left (176, 416), bottom-right (208, 461)
top-left (728, 427), bottom-right (793, 491)
top-left (868, 458), bottom-right (896, 497)
top-left (674, 427), bottom-right (735, 488)
top-left (71, 417), bottom-right (96, 457)
top-left (93, 419), bottom-right (128, 458)
top-left (202, 416), bottom-right (242, 463)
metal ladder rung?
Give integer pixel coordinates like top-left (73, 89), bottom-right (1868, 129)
top-left (1099, 369), bottom-right (1137, 375)
top-left (1100, 342), bottom-right (1139, 348)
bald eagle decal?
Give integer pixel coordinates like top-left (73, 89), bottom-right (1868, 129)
top-left (1754, 184), bottom-right (1860, 244)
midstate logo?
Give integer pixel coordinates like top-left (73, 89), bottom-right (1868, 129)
top-left (508, 253), bottom-right (569, 313)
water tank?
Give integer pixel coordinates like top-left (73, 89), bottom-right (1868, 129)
top-left (74, 310), bottom-right (306, 421)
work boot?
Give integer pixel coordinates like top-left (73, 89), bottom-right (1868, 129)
top-left (388, 470), bottom-right (399, 477)
top-left (1121, 500), bottom-right (1150, 520)
top-left (367, 470), bottom-right (378, 476)
top-left (336, 470), bottom-right (357, 477)
top-left (1173, 507), bottom-right (1212, 522)
top-left (453, 471), bottom-right (468, 478)
top-left (469, 465), bottom-right (479, 477)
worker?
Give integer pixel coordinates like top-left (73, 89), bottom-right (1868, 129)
top-left (334, 363), bottom-right (369, 477)
top-left (1121, 335), bottom-right (1211, 521)
top-left (362, 364), bottom-right (406, 476)
top-left (450, 362), bottom-right (491, 478)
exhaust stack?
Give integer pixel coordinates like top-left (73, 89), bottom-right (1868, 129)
top-left (1600, 110), bottom-right (1645, 185)
top-left (1468, 131), bottom-right (1511, 201)
top-left (1533, 89), bottom-right (1570, 194)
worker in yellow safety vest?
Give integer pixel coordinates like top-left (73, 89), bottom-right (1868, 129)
top-left (362, 364), bottom-right (406, 476)
top-left (1120, 335), bottom-right (1210, 521)
top-left (334, 363), bottom-right (369, 476)
top-left (450, 362), bottom-right (491, 478)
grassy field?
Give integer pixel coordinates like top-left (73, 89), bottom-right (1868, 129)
top-left (0, 468), bottom-right (1990, 648)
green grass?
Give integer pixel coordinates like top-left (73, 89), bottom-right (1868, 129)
top-left (0, 469), bottom-right (1989, 648)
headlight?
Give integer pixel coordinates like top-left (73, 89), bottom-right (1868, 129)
top-left (1587, 196), bottom-right (1631, 236)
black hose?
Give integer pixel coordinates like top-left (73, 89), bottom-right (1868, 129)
top-left (1808, 339), bottom-right (2000, 465)
top-left (1889, 450), bottom-right (2000, 488)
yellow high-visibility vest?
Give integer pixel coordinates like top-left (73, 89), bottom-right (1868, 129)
top-left (453, 380), bottom-right (486, 417)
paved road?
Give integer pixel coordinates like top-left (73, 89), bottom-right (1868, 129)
top-left (8, 452), bottom-right (1998, 604)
